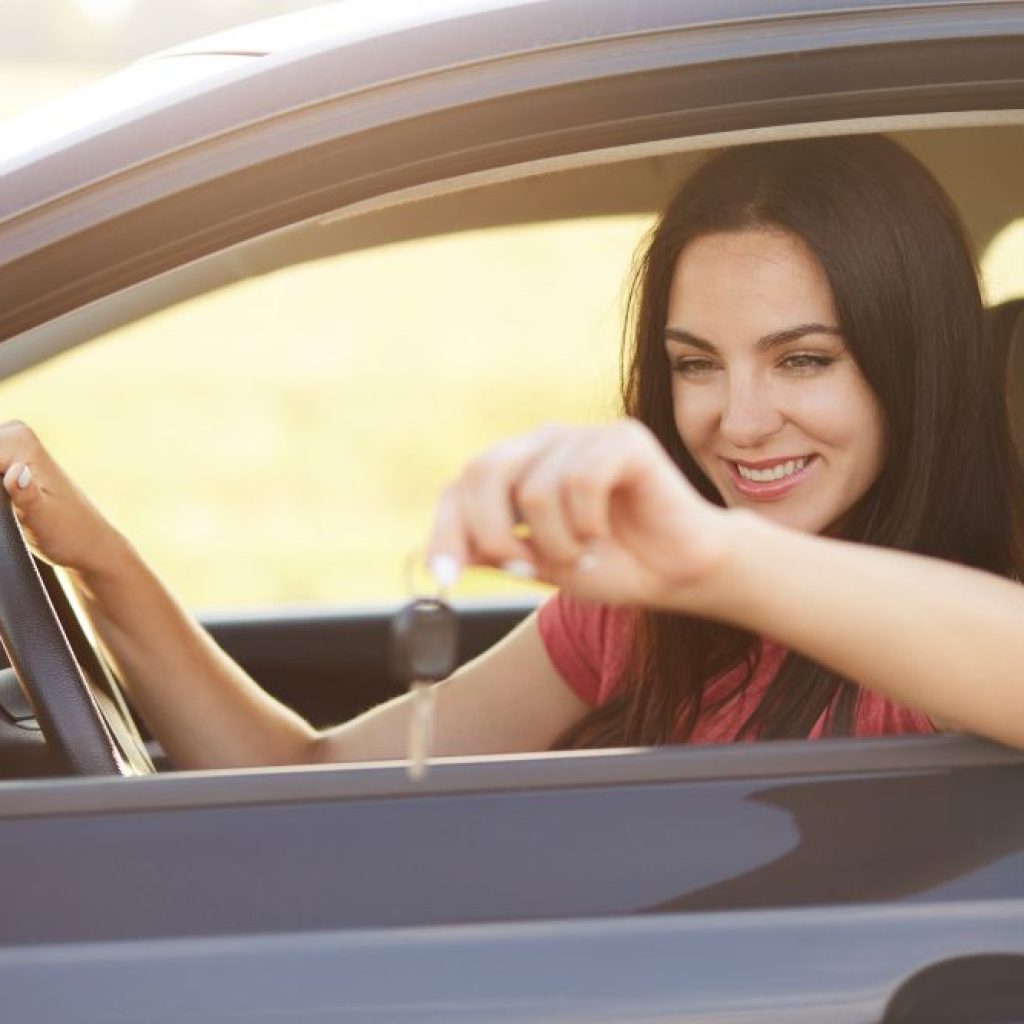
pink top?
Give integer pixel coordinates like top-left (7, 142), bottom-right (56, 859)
top-left (537, 590), bottom-right (935, 743)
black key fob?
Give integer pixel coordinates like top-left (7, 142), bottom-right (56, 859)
top-left (391, 597), bottom-right (459, 683)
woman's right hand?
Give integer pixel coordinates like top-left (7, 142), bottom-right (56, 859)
top-left (0, 420), bottom-right (125, 576)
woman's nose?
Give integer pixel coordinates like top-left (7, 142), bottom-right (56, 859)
top-left (719, 376), bottom-right (785, 447)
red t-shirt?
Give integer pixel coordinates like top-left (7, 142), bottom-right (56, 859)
top-left (537, 590), bottom-right (935, 743)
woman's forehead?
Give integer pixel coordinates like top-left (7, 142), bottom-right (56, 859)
top-left (667, 229), bottom-right (838, 338)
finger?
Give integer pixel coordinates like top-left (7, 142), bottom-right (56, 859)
top-left (426, 480), bottom-right (537, 586)
top-left (513, 442), bottom-right (596, 567)
top-left (2, 461), bottom-right (37, 503)
top-left (551, 421), bottom-right (670, 575)
top-left (520, 423), bottom-right (655, 568)
top-left (455, 428), bottom-right (565, 570)
top-left (0, 420), bottom-right (41, 473)
top-left (425, 485), bottom-right (471, 589)
top-left (560, 432), bottom-right (619, 545)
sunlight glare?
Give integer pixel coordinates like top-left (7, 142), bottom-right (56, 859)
top-left (74, 0), bottom-right (135, 26)
top-left (981, 218), bottom-right (1024, 305)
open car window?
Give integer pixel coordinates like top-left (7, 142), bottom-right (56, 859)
top-left (0, 123), bottom-right (1021, 613)
top-left (0, 114), bottom-right (1021, 784)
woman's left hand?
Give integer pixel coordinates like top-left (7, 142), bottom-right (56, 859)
top-left (426, 419), bottom-right (730, 607)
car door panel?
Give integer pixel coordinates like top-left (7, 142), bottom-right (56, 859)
top-left (0, 746), bottom-right (1021, 1021)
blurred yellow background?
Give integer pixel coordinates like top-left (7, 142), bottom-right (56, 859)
top-left (0, 208), bottom-right (650, 609)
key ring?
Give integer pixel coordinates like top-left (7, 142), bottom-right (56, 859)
top-left (403, 547), bottom-right (454, 601)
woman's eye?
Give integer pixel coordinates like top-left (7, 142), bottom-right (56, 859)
top-left (780, 353), bottom-right (836, 373)
top-left (671, 357), bottom-right (718, 377)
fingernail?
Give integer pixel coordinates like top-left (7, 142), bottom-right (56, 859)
top-left (429, 554), bottom-right (460, 589)
top-left (16, 465), bottom-right (31, 490)
top-left (576, 550), bottom-right (599, 572)
top-left (501, 558), bottom-right (536, 579)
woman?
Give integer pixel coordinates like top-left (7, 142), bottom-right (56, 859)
top-left (425, 134), bottom-right (1024, 750)
top-left (2, 134), bottom-right (1023, 766)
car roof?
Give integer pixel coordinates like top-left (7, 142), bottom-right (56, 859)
top-left (0, 0), bottom-right (537, 171)
top-left (152, 0), bottom-right (538, 58)
top-left (1, 0), bottom-right (1017, 186)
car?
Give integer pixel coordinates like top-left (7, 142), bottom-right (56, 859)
top-left (0, 1), bottom-right (1022, 1020)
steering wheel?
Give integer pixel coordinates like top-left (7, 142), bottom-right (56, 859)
top-left (0, 492), bottom-right (153, 776)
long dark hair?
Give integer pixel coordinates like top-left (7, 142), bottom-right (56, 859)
top-left (559, 134), bottom-right (1024, 748)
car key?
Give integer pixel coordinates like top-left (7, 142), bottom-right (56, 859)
top-left (391, 595), bottom-right (458, 780)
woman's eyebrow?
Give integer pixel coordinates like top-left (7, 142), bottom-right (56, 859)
top-left (664, 323), bottom-right (843, 352)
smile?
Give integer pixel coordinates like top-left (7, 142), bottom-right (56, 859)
top-left (736, 456), bottom-right (808, 482)
top-left (725, 455), bottom-right (818, 500)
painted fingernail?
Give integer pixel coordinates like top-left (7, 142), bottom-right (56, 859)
top-left (576, 550), bottom-right (599, 572)
top-left (429, 554), bottom-right (461, 590)
top-left (501, 558), bottom-right (537, 580)
top-left (16, 465), bottom-right (31, 490)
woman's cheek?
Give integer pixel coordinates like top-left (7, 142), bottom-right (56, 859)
top-left (672, 384), bottom-right (718, 451)
top-left (796, 371), bottom-right (883, 449)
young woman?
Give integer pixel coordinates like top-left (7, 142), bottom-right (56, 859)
top-left (2, 134), bottom-right (1023, 767)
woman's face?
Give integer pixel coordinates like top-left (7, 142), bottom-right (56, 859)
top-left (665, 228), bottom-right (886, 534)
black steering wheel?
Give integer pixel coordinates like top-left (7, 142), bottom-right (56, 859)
top-left (0, 492), bottom-right (153, 776)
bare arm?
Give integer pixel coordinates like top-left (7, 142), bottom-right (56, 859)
top-left (427, 420), bottom-right (1024, 749)
top-left (77, 543), bottom-right (585, 768)
top-left (316, 611), bottom-right (587, 762)
top-left (682, 511), bottom-right (1024, 745)
top-left (0, 421), bottom-right (586, 769)
top-left (70, 538), bottom-right (323, 769)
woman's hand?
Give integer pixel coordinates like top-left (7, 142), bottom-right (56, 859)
top-left (427, 420), bottom-right (730, 608)
top-left (0, 420), bottom-right (125, 576)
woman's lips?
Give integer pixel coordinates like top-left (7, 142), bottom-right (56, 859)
top-left (723, 455), bottom-right (818, 500)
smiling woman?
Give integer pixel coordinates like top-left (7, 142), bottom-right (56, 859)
top-left (1, 133), bottom-right (1022, 772)
top-left (664, 229), bottom-right (886, 535)
top-left (426, 133), bottom-right (1024, 750)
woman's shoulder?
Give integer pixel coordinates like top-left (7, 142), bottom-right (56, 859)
top-left (536, 590), bottom-right (635, 706)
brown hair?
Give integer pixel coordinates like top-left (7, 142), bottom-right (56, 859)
top-left (558, 135), bottom-right (1023, 748)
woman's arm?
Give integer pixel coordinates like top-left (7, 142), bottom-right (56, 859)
top-left (315, 611), bottom-right (587, 763)
top-left (78, 543), bottom-right (585, 766)
top-left (0, 422), bottom-right (586, 769)
top-left (427, 419), bottom-right (1024, 748)
top-left (684, 511), bottom-right (1024, 745)
top-left (73, 542), bottom-right (585, 768)
top-left (69, 537), bottom-right (323, 769)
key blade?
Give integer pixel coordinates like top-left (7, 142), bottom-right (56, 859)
top-left (406, 681), bottom-right (434, 781)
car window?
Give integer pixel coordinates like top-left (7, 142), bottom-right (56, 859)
top-left (0, 213), bottom-right (652, 610)
top-left (0, 127), bottom-right (1022, 616)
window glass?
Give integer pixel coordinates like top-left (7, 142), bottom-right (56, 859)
top-left (0, 215), bottom-right (652, 609)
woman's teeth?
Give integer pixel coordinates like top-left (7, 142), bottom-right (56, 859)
top-left (736, 457), bottom-right (808, 482)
